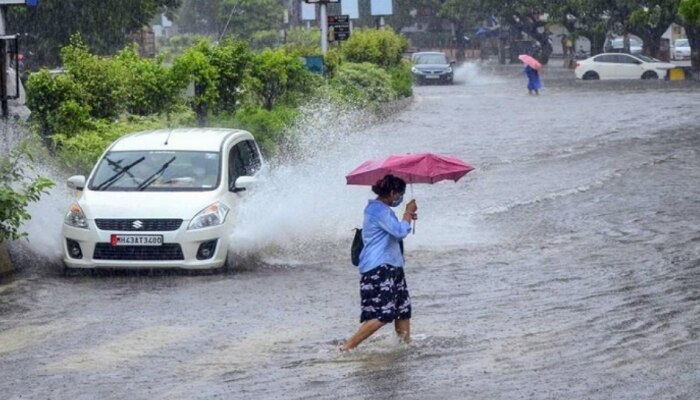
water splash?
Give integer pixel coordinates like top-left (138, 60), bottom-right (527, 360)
top-left (453, 62), bottom-right (506, 86)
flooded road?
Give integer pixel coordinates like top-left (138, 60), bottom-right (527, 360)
top-left (2, 65), bottom-right (700, 399)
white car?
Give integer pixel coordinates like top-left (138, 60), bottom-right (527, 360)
top-left (672, 39), bottom-right (690, 60)
top-left (575, 53), bottom-right (675, 80)
top-left (62, 128), bottom-right (264, 271)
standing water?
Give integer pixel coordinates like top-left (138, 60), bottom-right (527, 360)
top-left (1, 64), bottom-right (699, 400)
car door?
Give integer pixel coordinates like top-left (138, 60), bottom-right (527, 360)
top-left (615, 54), bottom-right (644, 79)
top-left (592, 55), bottom-right (615, 79)
top-left (228, 139), bottom-right (262, 193)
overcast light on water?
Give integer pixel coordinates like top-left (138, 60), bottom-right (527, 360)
top-left (1, 60), bottom-right (700, 399)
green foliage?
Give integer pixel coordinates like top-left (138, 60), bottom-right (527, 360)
top-left (53, 107), bottom-right (196, 173)
top-left (387, 61), bottom-right (414, 99)
top-left (0, 142), bottom-right (55, 242)
top-left (680, 0), bottom-right (700, 24)
top-left (210, 105), bottom-right (299, 156)
top-left (285, 27), bottom-right (322, 55)
top-left (61, 36), bottom-right (129, 119)
top-left (324, 48), bottom-right (343, 79)
top-left (251, 30), bottom-right (281, 50)
top-left (331, 62), bottom-right (397, 106)
top-left (25, 69), bottom-right (90, 136)
top-left (209, 39), bottom-right (255, 113)
top-left (247, 48), bottom-right (315, 110)
top-left (171, 40), bottom-right (220, 125)
top-left (7, 0), bottom-right (181, 67)
top-left (342, 28), bottom-right (409, 68)
top-left (115, 47), bottom-right (181, 116)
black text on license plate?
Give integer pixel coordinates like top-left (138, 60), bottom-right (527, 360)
top-left (111, 234), bottom-right (163, 246)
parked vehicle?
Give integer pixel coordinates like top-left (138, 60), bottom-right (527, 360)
top-left (606, 37), bottom-right (643, 55)
top-left (61, 128), bottom-right (264, 271)
top-left (411, 51), bottom-right (455, 85)
top-left (672, 39), bottom-right (690, 61)
top-left (575, 53), bottom-right (675, 80)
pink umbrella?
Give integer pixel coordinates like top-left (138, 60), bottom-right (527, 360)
top-left (346, 153), bottom-right (474, 185)
top-left (518, 54), bottom-right (542, 71)
top-left (346, 153), bottom-right (474, 233)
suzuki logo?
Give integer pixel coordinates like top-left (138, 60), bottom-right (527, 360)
top-left (132, 220), bottom-right (144, 229)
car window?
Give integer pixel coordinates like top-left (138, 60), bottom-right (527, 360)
top-left (412, 54), bottom-right (448, 64)
top-left (675, 39), bottom-right (688, 47)
top-left (594, 55), bottom-right (616, 63)
top-left (616, 55), bottom-right (640, 64)
top-left (228, 140), bottom-right (261, 189)
top-left (89, 150), bottom-right (220, 191)
top-left (635, 55), bottom-right (658, 63)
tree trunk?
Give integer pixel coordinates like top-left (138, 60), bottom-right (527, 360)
top-left (454, 25), bottom-right (466, 61)
top-left (686, 25), bottom-right (700, 75)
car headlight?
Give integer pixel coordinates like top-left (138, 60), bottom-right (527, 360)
top-left (65, 203), bottom-right (89, 229)
top-left (446, 67), bottom-right (453, 73)
top-left (411, 66), bottom-right (419, 74)
top-left (188, 202), bottom-right (230, 230)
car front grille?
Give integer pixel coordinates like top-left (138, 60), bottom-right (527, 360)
top-left (95, 219), bottom-right (183, 231)
top-left (93, 243), bottom-right (184, 261)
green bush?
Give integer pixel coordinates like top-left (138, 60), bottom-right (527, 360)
top-left (342, 28), bottom-right (409, 68)
top-left (25, 69), bottom-right (90, 136)
top-left (60, 36), bottom-right (128, 119)
top-left (209, 105), bottom-right (298, 156)
top-left (0, 141), bottom-right (54, 242)
top-left (209, 39), bottom-right (254, 114)
top-left (285, 27), bottom-right (321, 55)
top-left (251, 30), bottom-right (281, 50)
top-left (387, 60), bottom-right (413, 98)
top-left (114, 47), bottom-right (181, 116)
top-left (171, 40), bottom-right (220, 126)
top-left (246, 48), bottom-right (315, 110)
top-left (331, 62), bottom-right (397, 105)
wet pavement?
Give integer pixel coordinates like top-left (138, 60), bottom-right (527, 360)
top-left (1, 64), bottom-right (700, 399)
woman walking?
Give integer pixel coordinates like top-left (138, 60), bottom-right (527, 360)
top-left (342, 175), bottom-right (418, 351)
top-left (524, 64), bottom-right (543, 95)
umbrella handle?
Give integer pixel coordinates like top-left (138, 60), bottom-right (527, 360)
top-left (412, 219), bottom-right (416, 235)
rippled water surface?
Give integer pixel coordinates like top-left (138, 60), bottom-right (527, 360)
top-left (1, 65), bottom-right (700, 399)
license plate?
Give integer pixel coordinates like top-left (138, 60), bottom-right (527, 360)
top-left (426, 74), bottom-right (440, 79)
top-left (111, 234), bottom-right (163, 246)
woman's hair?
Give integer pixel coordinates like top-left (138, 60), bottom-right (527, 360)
top-left (372, 174), bottom-right (407, 197)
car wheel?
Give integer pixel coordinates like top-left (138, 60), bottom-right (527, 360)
top-left (642, 71), bottom-right (658, 80)
top-left (582, 71), bottom-right (600, 80)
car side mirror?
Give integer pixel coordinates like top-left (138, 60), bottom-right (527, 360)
top-left (67, 175), bottom-right (86, 191)
top-left (450, 60), bottom-right (456, 65)
top-left (231, 176), bottom-right (257, 193)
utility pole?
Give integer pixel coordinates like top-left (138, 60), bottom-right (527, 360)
top-left (320, 3), bottom-right (328, 54)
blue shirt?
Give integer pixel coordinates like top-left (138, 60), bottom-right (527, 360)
top-left (358, 200), bottom-right (412, 273)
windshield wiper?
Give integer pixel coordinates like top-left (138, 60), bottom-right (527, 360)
top-left (136, 156), bottom-right (177, 191)
top-left (94, 157), bottom-right (145, 191)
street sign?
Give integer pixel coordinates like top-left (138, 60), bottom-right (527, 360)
top-left (327, 15), bottom-right (350, 42)
top-left (370, 0), bottom-right (393, 16)
top-left (341, 0), bottom-right (359, 19)
top-left (304, 0), bottom-right (339, 3)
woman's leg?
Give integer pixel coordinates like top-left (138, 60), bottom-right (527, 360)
top-left (342, 320), bottom-right (386, 351)
top-left (394, 319), bottom-right (411, 344)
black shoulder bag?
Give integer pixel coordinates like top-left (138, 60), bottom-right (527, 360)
top-left (351, 228), bottom-right (404, 267)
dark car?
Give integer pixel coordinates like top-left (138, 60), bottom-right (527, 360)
top-left (411, 52), bottom-right (455, 85)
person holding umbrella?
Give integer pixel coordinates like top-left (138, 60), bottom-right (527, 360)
top-left (519, 54), bottom-right (543, 95)
top-left (341, 174), bottom-right (418, 351)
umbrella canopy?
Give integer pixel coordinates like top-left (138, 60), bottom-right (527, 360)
top-left (346, 153), bottom-right (474, 186)
top-left (518, 54), bottom-right (542, 71)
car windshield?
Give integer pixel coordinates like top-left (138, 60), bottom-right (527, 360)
top-left (89, 150), bottom-right (220, 191)
top-left (675, 39), bottom-right (689, 47)
top-left (413, 54), bottom-right (448, 64)
top-left (635, 55), bottom-right (660, 63)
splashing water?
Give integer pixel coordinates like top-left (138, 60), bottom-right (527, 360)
top-left (453, 62), bottom-right (506, 85)
top-left (229, 99), bottom-right (403, 263)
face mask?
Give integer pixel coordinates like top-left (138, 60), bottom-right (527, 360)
top-left (391, 195), bottom-right (404, 207)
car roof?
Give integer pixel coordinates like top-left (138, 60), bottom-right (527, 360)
top-left (110, 128), bottom-right (253, 152)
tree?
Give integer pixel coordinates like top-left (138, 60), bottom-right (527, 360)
top-left (679, 0), bottom-right (700, 71)
top-left (0, 142), bottom-right (54, 242)
top-left (551, 0), bottom-right (616, 56)
top-left (171, 40), bottom-right (220, 126)
top-left (8, 0), bottom-right (181, 68)
top-left (626, 0), bottom-right (679, 58)
top-left (176, 0), bottom-right (285, 41)
top-left (480, 0), bottom-right (554, 64)
top-left (246, 48), bottom-right (311, 110)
